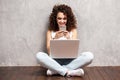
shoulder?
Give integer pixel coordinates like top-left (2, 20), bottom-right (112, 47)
top-left (47, 30), bottom-right (52, 37)
top-left (47, 30), bottom-right (55, 34)
top-left (47, 30), bottom-right (56, 37)
top-left (71, 28), bottom-right (77, 33)
top-left (47, 30), bottom-right (52, 34)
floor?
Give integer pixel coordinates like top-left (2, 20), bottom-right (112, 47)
top-left (0, 66), bottom-right (120, 80)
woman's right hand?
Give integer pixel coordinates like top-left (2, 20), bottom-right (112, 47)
top-left (54, 31), bottom-right (64, 39)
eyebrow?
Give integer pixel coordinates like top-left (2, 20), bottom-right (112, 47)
top-left (57, 17), bottom-right (67, 19)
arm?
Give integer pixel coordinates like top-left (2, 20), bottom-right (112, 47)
top-left (46, 30), bottom-right (52, 55)
top-left (71, 28), bottom-right (77, 39)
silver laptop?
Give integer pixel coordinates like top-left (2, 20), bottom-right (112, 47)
top-left (50, 39), bottom-right (79, 58)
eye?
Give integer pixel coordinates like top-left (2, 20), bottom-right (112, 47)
top-left (57, 17), bottom-right (62, 20)
top-left (63, 18), bottom-right (67, 20)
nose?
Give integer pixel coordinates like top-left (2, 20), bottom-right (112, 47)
top-left (61, 19), bottom-right (64, 23)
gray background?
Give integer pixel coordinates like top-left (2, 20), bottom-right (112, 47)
top-left (0, 0), bottom-right (120, 66)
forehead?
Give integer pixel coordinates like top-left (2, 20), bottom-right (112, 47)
top-left (57, 12), bottom-right (67, 18)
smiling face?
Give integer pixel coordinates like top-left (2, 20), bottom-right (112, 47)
top-left (56, 12), bottom-right (67, 28)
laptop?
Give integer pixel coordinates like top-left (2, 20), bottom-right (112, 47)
top-left (50, 39), bottom-right (79, 58)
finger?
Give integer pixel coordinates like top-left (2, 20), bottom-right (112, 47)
top-left (58, 31), bottom-right (63, 33)
top-left (63, 31), bottom-right (68, 33)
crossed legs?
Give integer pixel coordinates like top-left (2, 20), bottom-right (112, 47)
top-left (36, 52), bottom-right (94, 76)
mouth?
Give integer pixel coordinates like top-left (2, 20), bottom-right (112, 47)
top-left (59, 24), bottom-right (66, 26)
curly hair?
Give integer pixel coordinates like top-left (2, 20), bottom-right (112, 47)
top-left (48, 4), bottom-right (77, 32)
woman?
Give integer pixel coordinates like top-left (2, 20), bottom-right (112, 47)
top-left (36, 4), bottom-right (94, 77)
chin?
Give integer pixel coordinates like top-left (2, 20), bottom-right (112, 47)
top-left (59, 25), bottom-right (66, 27)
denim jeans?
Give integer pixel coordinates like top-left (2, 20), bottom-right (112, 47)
top-left (36, 52), bottom-right (94, 76)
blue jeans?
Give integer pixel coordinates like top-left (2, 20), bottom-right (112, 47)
top-left (36, 52), bottom-right (94, 76)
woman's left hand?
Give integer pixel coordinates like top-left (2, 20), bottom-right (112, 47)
top-left (63, 31), bottom-right (70, 39)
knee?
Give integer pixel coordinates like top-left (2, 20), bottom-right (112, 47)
top-left (36, 52), bottom-right (48, 62)
top-left (82, 52), bottom-right (94, 61)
